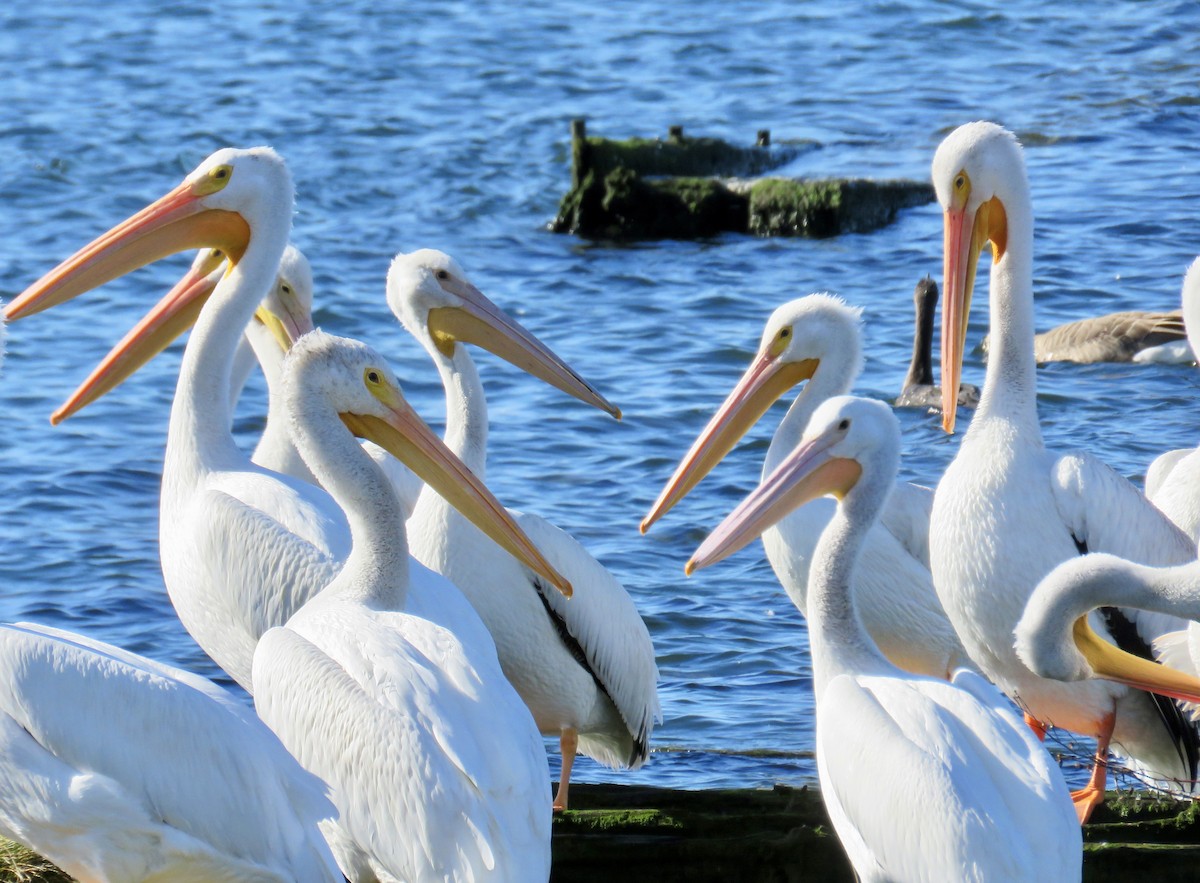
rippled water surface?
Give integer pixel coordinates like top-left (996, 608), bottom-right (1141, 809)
top-left (1, 1), bottom-right (1199, 792)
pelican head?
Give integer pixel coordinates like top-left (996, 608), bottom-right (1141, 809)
top-left (686, 395), bottom-right (895, 574)
top-left (7, 148), bottom-right (292, 422)
top-left (932, 122), bottom-right (1026, 433)
top-left (253, 244), bottom-right (316, 353)
top-left (385, 249), bottom-right (619, 418)
top-left (283, 329), bottom-right (572, 599)
top-left (1015, 553), bottom-right (1200, 706)
top-left (641, 293), bottom-right (862, 533)
top-left (7, 147), bottom-right (291, 323)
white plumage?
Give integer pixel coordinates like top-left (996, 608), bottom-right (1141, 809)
top-left (1145, 256), bottom-right (1200, 540)
top-left (0, 622), bottom-right (341, 883)
top-left (643, 293), bottom-right (971, 679)
top-left (690, 396), bottom-right (1080, 882)
top-left (6, 149), bottom-right (471, 691)
top-left (252, 330), bottom-right (551, 882)
top-left (930, 121), bottom-right (1200, 821)
top-left (387, 249), bottom-right (661, 809)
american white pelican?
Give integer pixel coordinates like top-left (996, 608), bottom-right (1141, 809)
top-left (233, 244), bottom-right (424, 511)
top-left (1144, 257), bottom-right (1200, 538)
top-left (253, 330), bottom-right (553, 882)
top-left (931, 121), bottom-right (1200, 822)
top-left (386, 249), bottom-right (661, 810)
top-left (688, 396), bottom-right (1081, 881)
top-left (1017, 553), bottom-right (1200, 709)
top-left (894, 275), bottom-right (980, 410)
top-left (641, 293), bottom-right (972, 679)
top-left (77, 244), bottom-right (426, 514)
top-left (0, 622), bottom-right (342, 882)
top-left (5, 148), bottom-right (529, 691)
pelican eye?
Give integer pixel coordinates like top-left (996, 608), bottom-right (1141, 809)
top-left (435, 269), bottom-right (451, 281)
top-left (780, 327), bottom-right (791, 339)
top-left (837, 418), bottom-right (850, 431)
top-left (954, 175), bottom-right (966, 190)
top-left (365, 369), bottom-right (383, 386)
top-left (281, 283), bottom-right (292, 295)
top-left (194, 163), bottom-right (234, 196)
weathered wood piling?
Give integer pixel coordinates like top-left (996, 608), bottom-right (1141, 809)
top-left (551, 120), bottom-right (935, 241)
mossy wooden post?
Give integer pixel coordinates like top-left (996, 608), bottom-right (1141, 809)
top-left (570, 119), bottom-right (589, 191)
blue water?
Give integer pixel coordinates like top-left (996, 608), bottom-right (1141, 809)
top-left (1, 1), bottom-right (1199, 795)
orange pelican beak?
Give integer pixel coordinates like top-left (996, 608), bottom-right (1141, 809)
top-left (52, 250), bottom-right (226, 424)
top-left (6, 176), bottom-right (249, 323)
top-left (940, 175), bottom-right (1006, 433)
top-left (685, 428), bottom-right (861, 575)
top-left (641, 343), bottom-right (818, 534)
top-left (1073, 617), bottom-right (1200, 705)
top-left (427, 276), bottom-right (619, 419)
top-left (6, 166), bottom-right (251, 421)
top-left (342, 386), bottom-right (572, 598)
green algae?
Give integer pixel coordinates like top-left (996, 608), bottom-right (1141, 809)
top-left (552, 120), bottom-right (933, 241)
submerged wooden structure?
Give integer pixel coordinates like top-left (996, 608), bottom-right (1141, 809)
top-left (7, 783), bottom-right (1200, 881)
top-left (551, 121), bottom-right (935, 241)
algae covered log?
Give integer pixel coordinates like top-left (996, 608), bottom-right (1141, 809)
top-left (742, 176), bottom-right (936, 237)
top-left (549, 783), bottom-right (1200, 882)
top-left (552, 120), bottom-right (935, 241)
top-left (551, 782), bottom-right (854, 883)
top-left (569, 119), bottom-right (815, 181)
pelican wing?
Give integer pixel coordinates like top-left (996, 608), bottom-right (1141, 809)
top-left (1051, 453), bottom-right (1200, 780)
top-left (0, 623), bottom-right (340, 883)
top-left (1145, 448), bottom-right (1192, 503)
top-left (169, 485), bottom-right (343, 689)
top-left (878, 480), bottom-right (934, 567)
top-left (1144, 449), bottom-right (1200, 542)
top-left (1051, 452), bottom-right (1197, 640)
top-left (253, 604), bottom-right (550, 883)
top-left (817, 670), bottom-right (1080, 882)
top-left (208, 468), bottom-right (351, 560)
top-left (512, 510), bottom-right (662, 766)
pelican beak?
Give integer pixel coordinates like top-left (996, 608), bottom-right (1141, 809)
top-left (341, 391), bottom-right (573, 598)
top-left (427, 277), bottom-right (620, 419)
top-left (641, 348), bottom-right (818, 533)
top-left (1073, 617), bottom-right (1200, 705)
top-left (254, 296), bottom-right (314, 354)
top-left (940, 188), bottom-right (1005, 433)
top-left (51, 252), bottom-right (226, 424)
top-left (5, 178), bottom-right (250, 322)
top-left (685, 429), bottom-right (861, 575)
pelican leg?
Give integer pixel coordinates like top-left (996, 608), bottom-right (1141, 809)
top-left (1071, 712), bottom-right (1114, 825)
top-left (553, 728), bottom-right (579, 812)
top-left (1024, 712), bottom-right (1048, 742)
